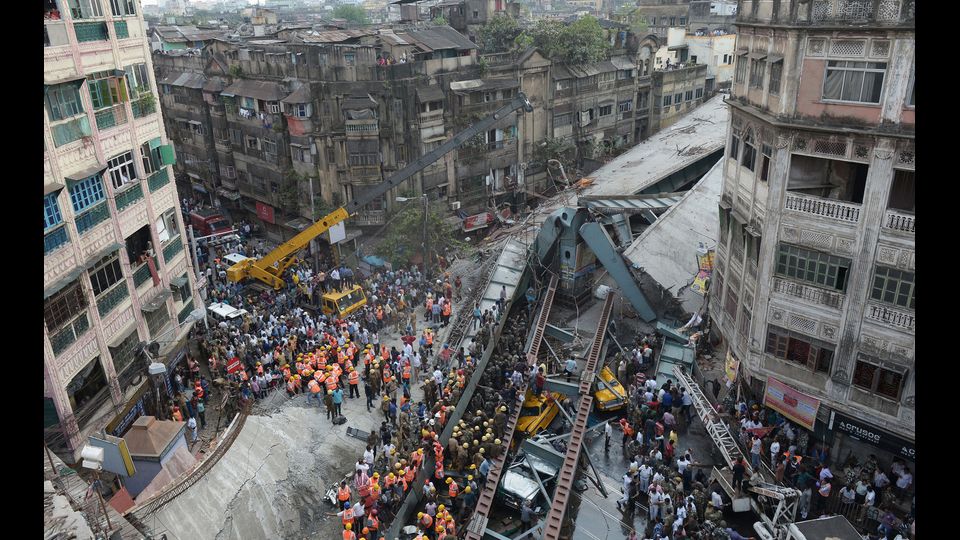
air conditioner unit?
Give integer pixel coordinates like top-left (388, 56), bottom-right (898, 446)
top-left (450, 201), bottom-right (461, 210)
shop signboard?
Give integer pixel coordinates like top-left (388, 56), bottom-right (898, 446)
top-left (763, 376), bottom-right (820, 431)
top-left (256, 201), bottom-right (275, 224)
top-left (829, 411), bottom-right (915, 462)
top-left (462, 212), bottom-right (494, 232)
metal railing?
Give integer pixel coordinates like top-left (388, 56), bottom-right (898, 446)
top-left (772, 277), bottom-right (845, 309)
top-left (95, 104), bottom-right (128, 130)
top-left (96, 282), bottom-right (130, 317)
top-left (44, 226), bottom-right (70, 254)
top-left (114, 20), bottom-right (129, 39)
top-left (162, 236), bottom-right (184, 263)
top-left (148, 168), bottom-right (170, 192)
top-left (865, 303), bottom-right (915, 332)
top-left (51, 116), bottom-right (91, 147)
top-left (74, 21), bottom-right (108, 42)
top-left (49, 313), bottom-right (90, 356)
top-left (810, 0), bottom-right (913, 24)
top-left (75, 202), bottom-right (110, 235)
top-left (115, 183), bottom-right (143, 211)
top-left (883, 210), bottom-right (915, 233)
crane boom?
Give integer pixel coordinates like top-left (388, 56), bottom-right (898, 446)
top-left (227, 92), bottom-right (533, 289)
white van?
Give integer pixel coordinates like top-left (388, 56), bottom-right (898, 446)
top-left (207, 302), bottom-right (249, 323)
top-left (223, 253), bottom-right (252, 266)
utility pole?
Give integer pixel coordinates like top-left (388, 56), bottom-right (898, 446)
top-left (422, 194), bottom-right (430, 278)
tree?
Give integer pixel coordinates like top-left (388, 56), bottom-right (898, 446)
top-left (518, 16), bottom-right (610, 64)
top-left (533, 137), bottom-right (577, 178)
top-left (332, 5), bottom-right (369, 25)
top-left (478, 15), bottom-right (522, 53)
top-left (432, 15), bottom-right (448, 25)
top-left (375, 201), bottom-right (465, 268)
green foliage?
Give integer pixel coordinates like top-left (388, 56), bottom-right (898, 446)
top-left (229, 64), bottom-right (243, 78)
top-left (478, 15), bottom-right (522, 53)
top-left (432, 15), bottom-right (448, 25)
top-left (375, 202), bottom-right (465, 268)
top-left (517, 16), bottom-right (610, 65)
top-left (615, 6), bottom-right (649, 38)
top-left (279, 169), bottom-right (302, 213)
top-left (332, 5), bottom-right (370, 25)
top-left (533, 137), bottom-right (577, 173)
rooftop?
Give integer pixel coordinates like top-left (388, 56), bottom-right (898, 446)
top-left (123, 416), bottom-right (185, 458)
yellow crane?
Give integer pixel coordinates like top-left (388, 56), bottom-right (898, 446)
top-left (227, 93), bottom-right (534, 289)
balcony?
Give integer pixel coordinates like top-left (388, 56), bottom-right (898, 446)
top-left (115, 183), bottom-right (143, 211)
top-left (809, 0), bottom-right (913, 25)
top-left (75, 203), bottom-right (110, 235)
top-left (340, 165), bottom-right (381, 185)
top-left (51, 116), bottom-right (92, 147)
top-left (131, 96), bottom-right (156, 119)
top-left (96, 282), bottom-right (129, 317)
top-left (178, 299), bottom-right (196, 324)
top-left (114, 20), bottom-right (129, 39)
top-left (49, 313), bottom-right (90, 356)
top-left (44, 225), bottom-right (70, 255)
top-left (132, 258), bottom-right (157, 288)
top-left (94, 104), bottom-right (128, 131)
top-left (74, 21), bottom-right (109, 42)
top-left (162, 235), bottom-right (184, 264)
top-left (772, 277), bottom-right (845, 309)
top-left (352, 210), bottom-right (386, 226)
top-left (784, 193), bottom-right (861, 224)
top-left (865, 302), bottom-right (914, 332)
top-left (883, 210), bottom-right (915, 234)
top-left (459, 139), bottom-right (515, 161)
top-left (345, 120), bottom-right (379, 136)
top-left (148, 168), bottom-right (170, 192)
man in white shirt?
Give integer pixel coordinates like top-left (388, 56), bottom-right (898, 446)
top-left (895, 468), bottom-right (912, 497)
top-left (604, 421), bottom-right (614, 452)
top-left (770, 439), bottom-right (781, 469)
top-left (638, 462), bottom-right (653, 492)
top-left (617, 472), bottom-right (632, 510)
top-left (363, 446), bottom-right (375, 466)
top-left (710, 489), bottom-right (724, 509)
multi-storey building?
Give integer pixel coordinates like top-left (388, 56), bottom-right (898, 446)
top-left (711, 0), bottom-right (915, 466)
top-left (650, 62), bottom-right (708, 131)
top-left (152, 23), bottom-right (656, 235)
top-left (44, 0), bottom-right (200, 461)
top-left (430, 0), bottom-right (521, 45)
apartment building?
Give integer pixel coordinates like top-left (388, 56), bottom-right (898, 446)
top-left (152, 23), bottom-right (657, 234)
top-left (710, 0), bottom-right (915, 466)
top-left (44, 0), bottom-right (200, 460)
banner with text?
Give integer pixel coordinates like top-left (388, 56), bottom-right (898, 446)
top-left (763, 376), bottom-right (820, 431)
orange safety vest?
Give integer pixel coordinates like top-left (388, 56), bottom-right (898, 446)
top-left (446, 520), bottom-right (456, 535)
top-left (287, 380), bottom-right (297, 393)
top-left (404, 466), bottom-right (415, 484)
top-left (349, 370), bottom-right (360, 385)
top-left (426, 298), bottom-right (433, 311)
top-left (366, 515), bottom-right (380, 530)
top-left (326, 376), bottom-right (338, 391)
top-left (425, 332), bottom-right (433, 345)
top-left (342, 530), bottom-right (355, 540)
top-left (442, 303), bottom-right (451, 317)
top-left (376, 307), bottom-right (384, 320)
top-left (340, 507), bottom-right (354, 525)
top-left (403, 365), bottom-right (411, 380)
top-left (420, 514), bottom-right (434, 529)
top-left (384, 475), bottom-right (395, 489)
top-left (448, 481), bottom-right (459, 498)
top-left (309, 380), bottom-right (321, 394)
top-left (370, 482), bottom-right (381, 499)
top-left (338, 486), bottom-right (351, 502)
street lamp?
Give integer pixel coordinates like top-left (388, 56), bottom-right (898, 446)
top-left (80, 445), bottom-right (112, 533)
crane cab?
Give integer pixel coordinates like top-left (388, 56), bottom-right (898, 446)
top-left (320, 285), bottom-right (367, 318)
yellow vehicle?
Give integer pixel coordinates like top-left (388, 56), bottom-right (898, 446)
top-left (593, 365), bottom-right (627, 412)
top-left (516, 390), bottom-right (563, 436)
top-left (320, 285), bottom-right (367, 318)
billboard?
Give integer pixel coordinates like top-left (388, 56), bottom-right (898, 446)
top-left (691, 248), bottom-right (715, 295)
top-left (88, 434), bottom-right (136, 477)
top-left (462, 212), bottom-right (494, 232)
top-left (763, 376), bottom-right (820, 431)
top-left (256, 202), bottom-right (275, 224)
top-left (328, 221), bottom-right (347, 244)
top-left (829, 411), bottom-right (915, 462)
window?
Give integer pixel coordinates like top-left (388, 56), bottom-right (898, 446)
top-left (871, 266), bottom-right (915, 310)
top-left (724, 286), bottom-right (738, 321)
top-left (685, 90), bottom-right (693, 101)
top-left (66, 0), bottom-right (104, 19)
top-left (343, 52), bottom-right (355, 66)
top-left (106, 151), bottom-right (136, 189)
top-left (246, 136), bottom-right (260, 150)
top-left (887, 170), bottom-right (915, 213)
top-left (722, 54), bottom-right (732, 65)
top-left (598, 72), bottom-right (615, 83)
top-left (44, 280), bottom-right (87, 332)
top-left (907, 68), bottom-right (914, 106)
top-left (291, 145), bottom-right (312, 163)
top-left (618, 101), bottom-right (632, 113)
top-left (291, 103), bottom-right (311, 118)
top-left (663, 95), bottom-right (672, 106)
top-left (140, 139), bottom-right (162, 175)
top-left (669, 16), bottom-right (676, 25)
top-left (638, 92), bottom-right (649, 109)
top-left (735, 54), bottom-right (748, 84)
top-left (267, 101), bottom-right (282, 114)
top-left (87, 72), bottom-right (128, 110)
top-left (674, 93), bottom-right (683, 104)
top-left (759, 144), bottom-right (772, 182)
top-left (123, 64), bottom-right (151, 98)
top-left (769, 60), bottom-right (783, 95)
top-left (109, 0), bottom-right (137, 16)
top-left (44, 193), bottom-right (64, 230)
top-left (190, 122), bottom-right (205, 136)
top-left (776, 243), bottom-right (851, 291)
top-left (349, 153), bottom-right (378, 166)
top-left (738, 306), bottom-right (751, 337)
top-left (729, 131), bottom-right (740, 160)
top-left (679, 16), bottom-right (686, 25)
top-left (220, 164), bottom-right (236, 178)
top-left (109, 329), bottom-right (140, 378)
top-left (45, 82), bottom-right (85, 121)
top-left (853, 359), bottom-right (905, 400)
top-left (144, 305), bottom-right (171, 337)
top-left (229, 128), bottom-right (243, 145)
top-left (69, 174), bottom-right (106, 213)
top-left (89, 252), bottom-right (123, 296)
top-left (262, 139), bottom-right (278, 155)
top-left (326, 146), bottom-right (336, 164)
top-left (599, 105), bottom-right (613, 117)
top-left (741, 133), bottom-right (756, 171)
top-left (695, 88), bottom-right (703, 99)
top-left (822, 61), bottom-right (886, 103)
top-left (750, 59), bottom-right (766, 89)
top-left (555, 112), bottom-right (572, 127)
top-left (765, 325), bottom-right (834, 373)
top-left (155, 208), bottom-right (177, 243)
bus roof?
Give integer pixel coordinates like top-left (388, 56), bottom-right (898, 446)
top-left (321, 285), bottom-right (364, 300)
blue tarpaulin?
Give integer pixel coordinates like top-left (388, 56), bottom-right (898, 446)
top-left (363, 255), bottom-right (387, 267)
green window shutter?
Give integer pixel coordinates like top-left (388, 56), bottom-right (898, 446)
top-left (159, 144), bottom-right (176, 166)
top-left (118, 77), bottom-right (128, 102)
top-left (148, 136), bottom-right (162, 150)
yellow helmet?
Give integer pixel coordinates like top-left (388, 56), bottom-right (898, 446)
top-left (418, 512), bottom-right (424, 519)
top-left (345, 524), bottom-right (352, 530)
top-left (464, 486), bottom-right (472, 493)
top-left (446, 477), bottom-right (453, 484)
top-left (438, 504), bottom-right (445, 511)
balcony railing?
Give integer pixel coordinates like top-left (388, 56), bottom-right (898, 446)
top-left (51, 116), bottom-right (92, 147)
top-left (75, 202), bottom-right (110, 235)
top-left (810, 0), bottom-right (913, 25)
top-left (178, 299), bottom-right (196, 324)
top-left (784, 193), bottom-right (861, 223)
top-left (162, 236), bottom-right (184, 263)
top-left (115, 183), bottom-right (143, 211)
top-left (345, 122), bottom-right (379, 134)
top-left (460, 139), bottom-right (514, 159)
top-left (148, 168), bottom-right (170, 192)
top-left (49, 313), bottom-right (90, 356)
top-left (772, 277), bottom-right (845, 309)
top-left (96, 282), bottom-right (129, 317)
top-left (44, 226), bottom-right (70, 255)
top-left (131, 96), bottom-right (156, 118)
top-left (94, 104), bottom-right (128, 130)
top-left (133, 258), bottom-right (157, 288)
top-left (865, 303), bottom-right (914, 332)
top-left (74, 21), bottom-right (109, 42)
top-left (883, 210), bottom-right (915, 233)
top-left (352, 209), bottom-right (386, 226)
top-left (114, 20), bottom-right (129, 39)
